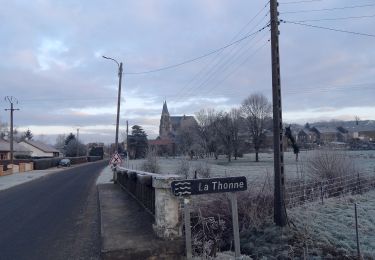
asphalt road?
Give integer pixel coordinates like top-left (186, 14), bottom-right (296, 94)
top-left (0, 160), bottom-right (107, 260)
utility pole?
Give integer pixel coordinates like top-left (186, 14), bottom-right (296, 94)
top-left (4, 96), bottom-right (20, 165)
top-left (270, 0), bottom-right (287, 226)
top-left (126, 120), bottom-right (129, 166)
top-left (103, 56), bottom-right (123, 155)
top-left (76, 128), bottom-right (79, 157)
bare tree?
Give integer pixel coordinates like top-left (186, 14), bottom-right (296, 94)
top-left (354, 115), bottom-right (360, 126)
top-left (177, 119), bottom-right (202, 158)
top-left (229, 108), bottom-right (242, 160)
top-left (54, 134), bottom-right (66, 154)
top-left (195, 108), bottom-right (219, 159)
top-left (214, 112), bottom-right (233, 162)
top-left (241, 93), bottom-right (272, 162)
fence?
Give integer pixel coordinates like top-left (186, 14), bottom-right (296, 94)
top-left (285, 172), bottom-right (375, 208)
top-left (116, 168), bottom-right (156, 215)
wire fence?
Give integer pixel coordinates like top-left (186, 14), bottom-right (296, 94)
top-left (285, 172), bottom-right (375, 208)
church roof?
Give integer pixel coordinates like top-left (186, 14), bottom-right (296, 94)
top-left (170, 116), bottom-right (195, 125)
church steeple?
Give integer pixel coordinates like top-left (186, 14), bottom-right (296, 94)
top-left (162, 100), bottom-right (169, 115)
top-left (159, 101), bottom-right (171, 138)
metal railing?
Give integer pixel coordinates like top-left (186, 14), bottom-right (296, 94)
top-left (116, 168), bottom-right (155, 215)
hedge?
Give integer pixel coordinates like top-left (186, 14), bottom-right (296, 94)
top-left (1, 156), bottom-right (103, 171)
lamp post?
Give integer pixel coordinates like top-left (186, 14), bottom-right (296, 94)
top-left (102, 56), bottom-right (123, 155)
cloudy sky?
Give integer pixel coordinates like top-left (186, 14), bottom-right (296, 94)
top-left (0, 0), bottom-right (374, 144)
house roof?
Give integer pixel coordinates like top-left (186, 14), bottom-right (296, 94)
top-left (0, 139), bottom-right (31, 152)
top-left (170, 116), bottom-right (195, 125)
top-left (149, 139), bottom-right (175, 145)
top-left (298, 129), bottom-right (316, 135)
top-left (20, 140), bottom-right (59, 153)
top-left (344, 123), bottom-right (375, 133)
top-left (312, 126), bottom-right (339, 134)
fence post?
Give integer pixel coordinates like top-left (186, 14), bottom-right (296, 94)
top-left (354, 203), bottom-right (361, 260)
top-left (357, 173), bottom-right (361, 195)
top-left (320, 184), bottom-right (324, 205)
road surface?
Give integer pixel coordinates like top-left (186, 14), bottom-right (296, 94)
top-left (0, 160), bottom-right (107, 260)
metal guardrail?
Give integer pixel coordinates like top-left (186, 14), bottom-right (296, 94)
top-left (116, 168), bottom-right (155, 215)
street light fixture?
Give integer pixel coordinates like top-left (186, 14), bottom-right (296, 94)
top-left (102, 55), bottom-right (123, 155)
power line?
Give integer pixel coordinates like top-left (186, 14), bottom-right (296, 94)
top-left (202, 38), bottom-right (270, 97)
top-left (281, 20), bottom-right (375, 38)
top-left (280, 0), bottom-right (323, 4)
top-left (172, 25), bottom-right (270, 104)
top-left (19, 97), bottom-right (118, 103)
top-left (124, 23), bottom-right (269, 75)
top-left (280, 3), bottom-right (375, 14)
top-left (285, 14), bottom-right (375, 23)
top-left (170, 3), bottom-right (270, 102)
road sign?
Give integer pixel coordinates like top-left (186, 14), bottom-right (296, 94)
top-left (171, 176), bottom-right (247, 196)
top-left (110, 152), bottom-right (122, 165)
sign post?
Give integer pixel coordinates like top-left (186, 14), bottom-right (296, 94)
top-left (110, 152), bottom-right (123, 165)
top-left (229, 192), bottom-right (240, 259)
top-left (184, 198), bottom-right (192, 260)
top-left (171, 176), bottom-right (247, 259)
top-left (110, 152), bottom-right (123, 183)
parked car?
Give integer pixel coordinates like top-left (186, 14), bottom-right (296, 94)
top-left (59, 159), bottom-right (71, 167)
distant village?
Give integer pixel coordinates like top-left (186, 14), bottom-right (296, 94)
top-left (1, 101), bottom-right (375, 162)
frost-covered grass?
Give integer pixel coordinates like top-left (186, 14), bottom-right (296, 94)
top-left (288, 190), bottom-right (375, 259)
top-left (122, 150), bottom-right (375, 259)
top-left (125, 150), bottom-right (375, 184)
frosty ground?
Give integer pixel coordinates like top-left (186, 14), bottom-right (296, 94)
top-left (124, 150), bottom-right (375, 259)
top-left (125, 150), bottom-right (375, 182)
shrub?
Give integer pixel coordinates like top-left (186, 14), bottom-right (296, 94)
top-left (33, 158), bottom-right (60, 170)
top-left (175, 158), bottom-right (190, 179)
top-left (141, 151), bottom-right (160, 173)
top-left (306, 150), bottom-right (357, 181)
top-left (15, 154), bottom-right (32, 159)
top-left (193, 161), bottom-right (211, 178)
top-left (190, 173), bottom-right (274, 257)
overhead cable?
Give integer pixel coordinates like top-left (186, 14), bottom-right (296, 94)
top-left (280, 0), bottom-right (323, 4)
top-left (286, 14), bottom-right (375, 23)
top-left (170, 2), bottom-right (270, 102)
top-left (281, 20), bottom-right (375, 38)
top-left (124, 25), bottom-right (269, 75)
top-left (280, 3), bottom-right (375, 14)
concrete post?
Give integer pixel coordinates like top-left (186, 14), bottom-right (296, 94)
top-left (152, 175), bottom-right (183, 239)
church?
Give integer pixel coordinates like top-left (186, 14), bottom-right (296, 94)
top-left (149, 101), bottom-right (196, 155)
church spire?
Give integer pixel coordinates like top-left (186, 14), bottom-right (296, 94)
top-left (162, 100), bottom-right (169, 115)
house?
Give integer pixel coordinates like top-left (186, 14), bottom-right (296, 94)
top-left (0, 138), bottom-right (32, 160)
top-left (148, 138), bottom-right (176, 156)
top-left (297, 128), bottom-right (318, 144)
top-left (310, 126), bottom-right (345, 144)
top-left (344, 122), bottom-right (375, 141)
top-left (18, 140), bottom-right (60, 158)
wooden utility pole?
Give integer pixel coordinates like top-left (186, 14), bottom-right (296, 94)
top-left (115, 62), bottom-right (123, 154)
top-left (126, 120), bottom-right (129, 166)
top-left (4, 96), bottom-right (20, 165)
top-left (270, 0), bottom-right (287, 226)
top-left (76, 128), bottom-right (79, 157)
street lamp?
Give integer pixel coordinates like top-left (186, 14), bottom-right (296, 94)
top-left (102, 55), bottom-right (123, 155)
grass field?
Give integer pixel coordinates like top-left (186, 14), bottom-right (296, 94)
top-left (126, 150), bottom-right (375, 184)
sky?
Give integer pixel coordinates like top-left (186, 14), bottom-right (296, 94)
top-left (0, 0), bottom-right (374, 144)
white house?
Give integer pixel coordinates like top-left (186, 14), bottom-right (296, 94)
top-left (0, 138), bottom-right (32, 160)
top-left (19, 140), bottom-right (60, 158)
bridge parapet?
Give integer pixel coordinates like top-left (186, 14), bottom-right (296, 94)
top-left (116, 166), bottom-right (183, 240)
